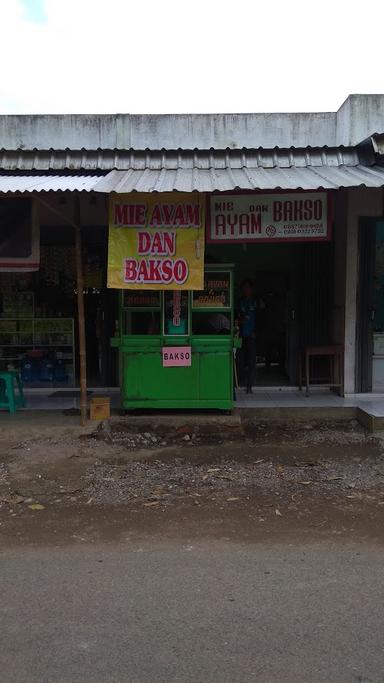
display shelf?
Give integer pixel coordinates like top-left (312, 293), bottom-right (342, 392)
top-left (0, 344), bottom-right (73, 347)
top-left (0, 318), bottom-right (75, 385)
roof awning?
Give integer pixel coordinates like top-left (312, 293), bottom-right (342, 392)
top-left (92, 165), bottom-right (384, 193)
top-left (1, 145), bottom-right (384, 194)
top-left (0, 175), bottom-right (101, 193)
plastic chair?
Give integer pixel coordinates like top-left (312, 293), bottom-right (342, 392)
top-left (0, 371), bottom-right (26, 414)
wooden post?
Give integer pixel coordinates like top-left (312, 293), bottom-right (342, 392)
top-left (74, 195), bottom-right (88, 425)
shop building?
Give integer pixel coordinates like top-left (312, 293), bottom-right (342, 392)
top-left (1, 94), bottom-right (384, 413)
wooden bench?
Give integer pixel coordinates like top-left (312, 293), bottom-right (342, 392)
top-left (299, 345), bottom-right (344, 397)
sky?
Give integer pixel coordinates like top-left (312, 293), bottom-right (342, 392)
top-left (1, 0), bottom-right (383, 115)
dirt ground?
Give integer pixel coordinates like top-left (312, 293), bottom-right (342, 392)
top-left (1, 414), bottom-right (384, 547)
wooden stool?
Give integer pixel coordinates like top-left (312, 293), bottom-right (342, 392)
top-left (299, 346), bottom-right (344, 397)
top-left (0, 371), bottom-right (26, 414)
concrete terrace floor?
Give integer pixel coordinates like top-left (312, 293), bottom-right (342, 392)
top-left (235, 387), bottom-right (384, 413)
top-left (0, 387), bottom-right (383, 432)
top-left (15, 387), bottom-right (384, 416)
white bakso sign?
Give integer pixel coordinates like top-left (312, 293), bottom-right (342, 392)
top-left (208, 193), bottom-right (330, 243)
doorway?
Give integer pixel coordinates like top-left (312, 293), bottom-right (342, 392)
top-left (357, 220), bottom-right (384, 392)
top-left (207, 240), bottom-right (333, 387)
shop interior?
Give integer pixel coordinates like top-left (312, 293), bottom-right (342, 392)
top-left (357, 220), bottom-right (384, 393)
top-left (0, 222), bottom-right (117, 389)
top-left (206, 240), bottom-right (334, 387)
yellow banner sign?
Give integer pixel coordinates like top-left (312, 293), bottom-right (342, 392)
top-left (107, 193), bottom-right (205, 290)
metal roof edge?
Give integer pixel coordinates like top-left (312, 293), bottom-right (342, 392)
top-left (0, 144), bottom-right (363, 154)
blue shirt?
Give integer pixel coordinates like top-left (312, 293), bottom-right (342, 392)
top-left (239, 298), bottom-right (256, 337)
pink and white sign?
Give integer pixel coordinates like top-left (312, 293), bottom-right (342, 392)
top-left (209, 192), bottom-right (330, 243)
top-left (162, 346), bottom-right (191, 367)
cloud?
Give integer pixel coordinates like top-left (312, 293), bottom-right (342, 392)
top-left (0, 0), bottom-right (383, 114)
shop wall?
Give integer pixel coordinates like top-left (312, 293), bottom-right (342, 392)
top-left (37, 192), bottom-right (108, 227)
top-left (2, 96), bottom-right (384, 150)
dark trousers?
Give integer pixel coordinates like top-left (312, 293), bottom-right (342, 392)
top-left (240, 337), bottom-right (257, 389)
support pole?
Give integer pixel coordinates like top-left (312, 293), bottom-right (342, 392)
top-left (74, 196), bottom-right (88, 425)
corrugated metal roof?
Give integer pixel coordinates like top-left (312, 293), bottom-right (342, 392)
top-left (371, 134), bottom-right (384, 155)
top-left (0, 146), bottom-right (374, 171)
top-left (0, 174), bottom-right (102, 193)
top-left (0, 146), bottom-right (384, 193)
top-left (92, 165), bottom-right (384, 193)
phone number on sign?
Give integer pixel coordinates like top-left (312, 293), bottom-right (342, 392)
top-left (282, 223), bottom-right (325, 235)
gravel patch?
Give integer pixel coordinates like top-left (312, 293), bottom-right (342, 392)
top-left (94, 419), bottom-right (242, 451)
top-left (0, 463), bottom-right (8, 483)
top-left (84, 449), bottom-right (384, 507)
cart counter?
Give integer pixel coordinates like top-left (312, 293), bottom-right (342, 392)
top-left (112, 265), bottom-right (239, 410)
top-left (111, 335), bottom-right (241, 409)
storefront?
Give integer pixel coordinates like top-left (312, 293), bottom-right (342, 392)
top-left (107, 190), bottom-right (333, 408)
top-left (0, 189), bottom-right (335, 405)
top-left (0, 195), bottom-right (117, 390)
top-left (1, 96), bottom-right (384, 415)
top-left (206, 192), bottom-right (333, 388)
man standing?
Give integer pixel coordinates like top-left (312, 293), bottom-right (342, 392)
top-left (238, 279), bottom-right (257, 393)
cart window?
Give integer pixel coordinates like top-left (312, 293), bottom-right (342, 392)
top-left (121, 290), bottom-right (161, 335)
top-left (122, 311), bottom-right (160, 335)
top-left (192, 272), bottom-right (231, 309)
top-left (123, 291), bottom-right (160, 308)
top-left (192, 312), bottom-right (231, 335)
top-left (163, 291), bottom-right (189, 336)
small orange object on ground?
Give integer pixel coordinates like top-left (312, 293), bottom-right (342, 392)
top-left (90, 397), bottom-right (110, 420)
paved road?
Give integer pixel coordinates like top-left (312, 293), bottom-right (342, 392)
top-left (1, 534), bottom-right (384, 682)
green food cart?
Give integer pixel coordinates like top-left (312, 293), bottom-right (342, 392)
top-left (111, 265), bottom-right (240, 410)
